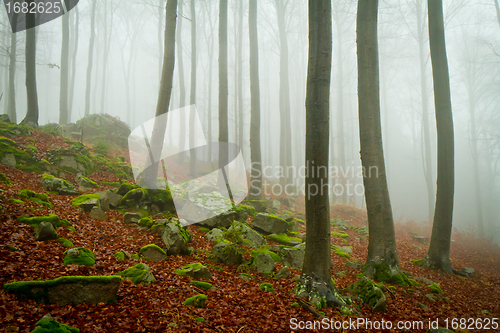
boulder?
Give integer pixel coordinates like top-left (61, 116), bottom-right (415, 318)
top-left (35, 222), bottom-right (58, 241)
top-left (346, 276), bottom-right (386, 312)
top-left (117, 263), bottom-right (156, 285)
top-left (198, 210), bottom-right (248, 229)
top-left (63, 247), bottom-right (95, 266)
top-left (252, 253), bottom-right (275, 274)
top-left (58, 155), bottom-right (87, 174)
top-left (76, 174), bottom-right (98, 190)
top-left (124, 212), bottom-right (142, 224)
top-left (33, 313), bottom-right (79, 332)
top-left (345, 261), bottom-right (363, 270)
top-left (205, 228), bottom-right (225, 242)
top-left (1, 153), bottom-right (16, 167)
top-left (211, 242), bottom-right (243, 266)
top-left (139, 245), bottom-right (166, 262)
top-left (0, 114), bottom-right (11, 123)
top-left (243, 200), bottom-right (267, 213)
top-left (3, 276), bottom-right (122, 304)
top-left (175, 263), bottom-right (212, 280)
top-left (89, 207), bottom-right (107, 220)
top-left (279, 247), bottom-right (304, 271)
top-left (161, 221), bottom-right (190, 255)
top-left (80, 199), bottom-right (98, 213)
top-left (100, 190), bottom-right (123, 208)
top-left (274, 266), bottom-right (291, 280)
top-left (252, 213), bottom-right (289, 235)
top-left (227, 222), bottom-right (266, 248)
top-left (40, 174), bottom-right (79, 195)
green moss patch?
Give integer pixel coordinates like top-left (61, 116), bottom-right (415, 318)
top-left (259, 283), bottom-right (275, 292)
top-left (18, 189), bottom-right (53, 208)
top-left (372, 263), bottom-right (418, 287)
top-left (9, 198), bottom-right (25, 205)
top-left (251, 249), bottom-right (281, 262)
top-left (57, 238), bottom-right (74, 247)
top-left (267, 233), bottom-right (302, 245)
top-left (139, 244), bottom-right (166, 256)
top-left (114, 251), bottom-right (126, 261)
top-left (334, 251), bottom-right (350, 259)
top-left (0, 173), bottom-right (11, 185)
top-left (233, 204), bottom-right (256, 216)
top-left (428, 283), bottom-right (444, 295)
top-left (175, 263), bottom-right (204, 277)
top-left (71, 193), bottom-right (100, 206)
top-left (195, 317), bottom-right (205, 322)
top-left (139, 217), bottom-right (154, 228)
top-left (63, 247), bottom-right (95, 266)
top-left (17, 214), bottom-right (70, 228)
top-left (33, 317), bottom-right (80, 333)
top-left (116, 263), bottom-right (155, 285)
top-left (184, 294), bottom-right (207, 308)
top-left (332, 231), bottom-right (350, 239)
top-left (190, 280), bottom-right (213, 290)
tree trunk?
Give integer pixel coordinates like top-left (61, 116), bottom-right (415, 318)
top-left (59, 12), bottom-right (70, 124)
top-left (494, 0), bottom-right (500, 27)
top-left (84, 0), bottom-right (97, 117)
top-left (68, 6), bottom-right (79, 120)
top-left (189, 0), bottom-right (197, 177)
top-left (99, 0), bottom-right (114, 115)
top-left (177, 0), bottom-right (187, 165)
top-left (7, 15), bottom-right (17, 123)
top-left (275, 0), bottom-right (293, 187)
top-left (357, 0), bottom-right (401, 278)
top-left (22, 5), bottom-right (39, 127)
top-left (295, 0), bottom-right (347, 311)
top-left (248, 0), bottom-right (262, 200)
top-left (422, 0), bottom-right (455, 274)
top-left (158, 0), bottom-right (165, 79)
top-left (334, 16), bottom-right (346, 203)
top-left (237, 1), bottom-right (244, 156)
top-left (219, 0), bottom-right (229, 153)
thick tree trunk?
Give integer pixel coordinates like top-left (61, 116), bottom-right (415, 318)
top-left (59, 12), bottom-right (70, 124)
top-left (219, 0), bottom-right (229, 163)
top-left (189, 0), bottom-right (197, 177)
top-left (68, 6), bottom-right (79, 120)
top-left (422, 0), bottom-right (455, 274)
top-left (7, 18), bottom-right (17, 123)
top-left (357, 0), bottom-right (401, 278)
top-left (84, 0), bottom-right (97, 117)
top-left (248, 0), bottom-right (262, 200)
top-left (22, 6), bottom-right (39, 127)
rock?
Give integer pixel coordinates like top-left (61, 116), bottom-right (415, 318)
top-left (3, 276), bottom-right (122, 304)
top-left (287, 219), bottom-right (301, 232)
top-left (268, 233), bottom-right (302, 246)
top-left (239, 273), bottom-right (252, 281)
top-left (117, 263), bottom-right (156, 285)
top-left (99, 195), bottom-right (110, 211)
top-left (1, 153), bottom-right (16, 167)
top-left (291, 275), bottom-right (301, 283)
top-left (76, 174), bottom-right (98, 190)
top-left (279, 247), bottom-right (304, 271)
top-left (35, 222), bottom-right (58, 241)
top-left (33, 313), bottom-right (79, 332)
top-left (40, 174), bottom-right (79, 195)
top-left (211, 242), bottom-right (243, 266)
top-left (161, 221), bottom-right (190, 255)
top-left (267, 198), bottom-right (281, 211)
top-left (463, 267), bottom-right (476, 274)
top-left (0, 114), bottom-right (11, 123)
top-left (177, 193), bottom-right (232, 224)
top-left (139, 245), bottom-right (166, 262)
top-left (175, 263), bottom-right (212, 280)
top-left (198, 210), bottom-right (248, 229)
top-left (414, 276), bottom-right (435, 285)
top-left (206, 228), bottom-right (225, 242)
top-left (279, 197), bottom-right (291, 207)
top-left (244, 200), bottom-right (267, 212)
top-left (274, 266), bottom-right (291, 279)
top-left (58, 155), bottom-right (86, 174)
top-left (346, 276), bottom-right (386, 312)
top-left (89, 207), bottom-right (107, 220)
top-left (252, 253), bottom-right (275, 274)
top-left (330, 218), bottom-right (349, 230)
top-left (252, 213), bottom-right (289, 235)
top-left (413, 236), bottom-right (429, 244)
top-left (80, 199), bottom-right (98, 213)
top-left (227, 221), bottom-right (266, 248)
top-left (345, 261), bottom-right (363, 269)
top-left (101, 190), bottom-right (123, 208)
top-left (63, 247), bottom-right (96, 266)
top-left (338, 246), bottom-right (352, 254)
top-left (124, 212), bottom-right (142, 224)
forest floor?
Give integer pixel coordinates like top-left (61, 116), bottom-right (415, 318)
top-left (1, 128), bottom-right (499, 333)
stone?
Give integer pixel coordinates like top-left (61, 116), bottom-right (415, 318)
top-left (252, 213), bottom-right (289, 235)
top-left (206, 228), bottom-right (225, 242)
top-left (35, 222), bottom-right (58, 241)
top-left (124, 212), bottom-right (142, 224)
top-left (40, 175), bottom-right (79, 195)
top-left (268, 198), bottom-right (281, 211)
top-left (198, 210), bottom-right (248, 229)
top-left (3, 276), bottom-right (122, 304)
top-left (252, 253), bottom-right (275, 274)
top-left (161, 221), bottom-right (189, 255)
top-left (117, 263), bottom-right (156, 285)
top-left (63, 247), bottom-right (95, 266)
top-left (279, 247), bottom-right (304, 271)
top-left (239, 273), bottom-right (252, 281)
top-left (99, 195), bottom-right (110, 211)
top-left (76, 174), bottom-right (98, 190)
top-left (1, 153), bottom-right (16, 167)
top-left (227, 221), bottom-right (266, 248)
top-left (175, 263), bottom-right (212, 280)
top-left (101, 190), bottom-right (123, 208)
top-left (244, 200), bottom-right (267, 212)
top-left (463, 267), bottom-right (476, 274)
top-left (414, 276), bottom-right (435, 285)
top-left (80, 199), bottom-right (98, 213)
top-left (345, 261), bottom-right (363, 269)
top-left (0, 114), bottom-right (11, 123)
top-left (89, 207), bottom-right (107, 220)
top-left (139, 245), bottom-right (166, 262)
top-left (211, 242), bottom-right (243, 266)
top-left (346, 276), bottom-right (386, 312)
top-left (274, 266), bottom-right (291, 280)
top-left (58, 155), bottom-right (86, 174)
top-left (338, 246), bottom-right (352, 254)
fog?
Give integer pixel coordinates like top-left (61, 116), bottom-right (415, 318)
top-left (1, 0), bottom-right (499, 240)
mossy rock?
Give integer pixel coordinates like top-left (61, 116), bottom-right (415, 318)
top-left (371, 263), bottom-right (418, 287)
top-left (267, 233), bottom-right (302, 246)
top-left (250, 248), bottom-right (281, 262)
top-left (0, 122), bottom-right (32, 137)
top-left (233, 204), bottom-right (256, 217)
top-left (116, 263), bottom-right (156, 285)
top-left (139, 244), bottom-right (166, 262)
top-left (9, 198), bottom-right (25, 205)
top-left (190, 280), bottom-right (213, 290)
top-left (345, 276), bottom-right (387, 312)
top-left (428, 283), bottom-right (444, 295)
top-left (259, 283), bottom-right (275, 292)
top-left (175, 263), bottom-right (212, 280)
top-left (334, 251), bottom-right (350, 259)
top-left (18, 189), bottom-right (53, 208)
top-left (17, 214), bottom-right (70, 228)
top-left (184, 294), bottom-right (207, 308)
top-left (114, 251), bottom-right (126, 261)
top-left (331, 231), bottom-right (350, 239)
top-left (71, 193), bottom-right (100, 206)
top-left (139, 217), bottom-right (154, 228)
top-left (195, 317), bottom-right (205, 322)
top-left (57, 238), bottom-right (74, 247)
top-left (0, 173), bottom-right (11, 184)
top-left (32, 314), bottom-right (80, 333)
top-left (63, 247), bottom-right (95, 266)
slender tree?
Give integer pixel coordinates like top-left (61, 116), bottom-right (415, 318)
top-left (421, 0), bottom-right (456, 274)
top-left (158, 0), bottom-right (165, 78)
top-left (68, 6), bottom-right (80, 119)
top-left (219, 0), bottom-right (228, 147)
top-left (7, 14), bottom-right (18, 123)
top-left (357, 0), bottom-right (402, 278)
top-left (177, 0), bottom-right (187, 165)
top-left (22, 3), bottom-right (39, 126)
top-left (84, 0), bottom-right (97, 117)
top-left (248, 0), bottom-right (262, 200)
top-left (237, 0), bottom-right (244, 155)
top-left (189, 0), bottom-right (197, 177)
top-left (59, 12), bottom-right (70, 124)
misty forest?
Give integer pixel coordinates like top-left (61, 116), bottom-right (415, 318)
top-left (0, 0), bottom-right (499, 332)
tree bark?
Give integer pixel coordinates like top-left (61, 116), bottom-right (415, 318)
top-left (248, 0), bottom-right (262, 200)
top-left (219, 0), bottom-right (229, 165)
top-left (59, 12), bottom-right (70, 124)
top-left (177, 0), bottom-right (187, 165)
top-left (189, 0), bottom-right (197, 177)
top-left (84, 0), bottom-right (97, 117)
top-left (22, 4), bottom-right (39, 127)
top-left (357, 0), bottom-right (401, 277)
top-left (7, 15), bottom-right (17, 124)
top-left (68, 6), bottom-right (80, 120)
top-left (422, 0), bottom-right (455, 274)
top-left (237, 1), bottom-right (244, 156)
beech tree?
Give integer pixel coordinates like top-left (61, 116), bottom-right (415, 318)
top-left (21, 2), bottom-right (39, 127)
top-left (84, 0), bottom-right (97, 117)
top-left (219, 0), bottom-right (228, 167)
top-left (59, 11), bottom-right (70, 124)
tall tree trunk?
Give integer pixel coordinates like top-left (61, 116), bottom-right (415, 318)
top-left (296, 0), bottom-right (348, 311)
top-left (158, 0), bottom-right (165, 79)
top-left (22, 6), bottom-right (39, 127)
top-left (219, 0), bottom-right (228, 147)
top-left (334, 15), bottom-right (346, 203)
top-left (416, 0), bottom-right (435, 220)
top-left (68, 6), bottom-right (79, 120)
top-left (248, 0), bottom-right (262, 200)
top-left (357, 0), bottom-right (401, 278)
top-left (144, 0), bottom-right (178, 187)
top-left (99, 0), bottom-right (114, 115)
top-left (275, 0), bottom-right (293, 187)
top-left (84, 0), bottom-right (97, 117)
top-left (7, 16), bottom-right (17, 123)
top-left (177, 0), bottom-right (187, 165)
top-left (422, 0), bottom-right (455, 274)
top-left (59, 12), bottom-right (70, 124)
top-left (237, 1), bottom-right (244, 154)
top-left (189, 0), bottom-right (197, 177)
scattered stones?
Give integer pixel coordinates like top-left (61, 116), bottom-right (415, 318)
top-left (175, 263), bottom-right (212, 280)
top-left (89, 207), bottom-right (107, 220)
top-left (35, 222), bottom-right (58, 241)
top-left (40, 174), bottom-right (79, 195)
top-left (139, 245), bottom-right (166, 262)
top-left (274, 266), bottom-right (291, 280)
top-left (252, 213), bottom-right (289, 235)
top-left (211, 242), bottom-right (243, 266)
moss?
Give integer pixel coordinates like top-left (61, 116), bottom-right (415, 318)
top-left (259, 283), bottom-right (275, 292)
top-left (175, 263), bottom-right (205, 277)
top-left (67, 226), bottom-right (76, 232)
top-left (190, 281), bottom-right (213, 290)
top-left (17, 214), bottom-right (69, 228)
top-left (131, 254), bottom-right (140, 260)
top-left (71, 193), bottom-right (100, 206)
top-left (176, 221), bottom-right (192, 243)
top-left (331, 231), bottom-right (350, 239)
top-left (184, 294), bottom-right (207, 308)
top-left (195, 317), bottom-right (205, 322)
top-left (138, 217), bottom-right (154, 228)
top-left (428, 283), bottom-right (444, 295)
top-left (291, 302), bottom-right (300, 308)
top-left (18, 189), bottom-right (53, 209)
top-left (33, 318), bottom-right (79, 333)
top-left (0, 173), bottom-right (11, 184)
top-left (119, 188), bottom-right (146, 207)
top-left (372, 263), bottom-right (415, 287)
top-left (0, 136), bottom-right (17, 147)
top-left (79, 175), bottom-right (98, 187)
top-left (8, 246), bottom-right (20, 252)
top-left (233, 204), bottom-right (256, 216)
top-left (412, 259), bottom-right (423, 266)
top-left (250, 249), bottom-right (281, 262)
top-left (2, 276), bottom-right (122, 304)
top-left (116, 263), bottom-right (153, 285)
top-left (114, 252), bottom-right (126, 261)
top-left (334, 251), bottom-right (350, 259)
top-left (57, 238), bottom-right (74, 247)
top-left (9, 198), bottom-right (25, 205)
top-left (117, 182), bottom-right (138, 195)
top-left (206, 264), bottom-right (224, 272)
top-left (63, 247), bottom-right (95, 266)
top-left (267, 233), bottom-right (302, 245)
top-left (139, 244), bottom-right (166, 257)
top-left (198, 227), bottom-right (210, 233)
